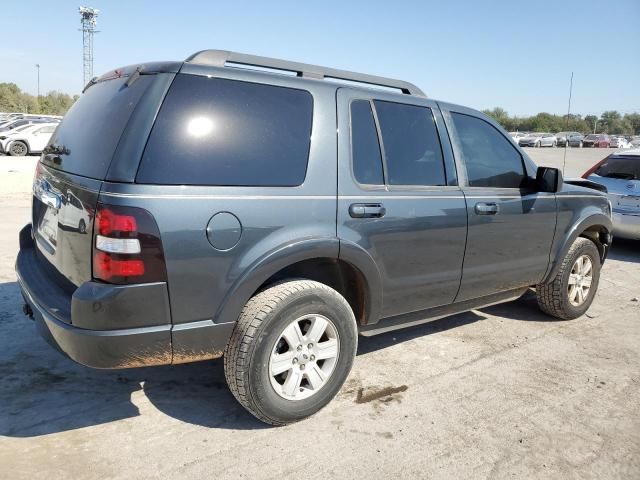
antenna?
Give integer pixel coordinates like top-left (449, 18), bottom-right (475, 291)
top-left (562, 72), bottom-right (573, 176)
top-left (79, 6), bottom-right (99, 88)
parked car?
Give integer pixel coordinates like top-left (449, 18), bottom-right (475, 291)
top-left (583, 150), bottom-right (640, 240)
top-left (631, 136), bottom-right (640, 148)
top-left (567, 133), bottom-right (585, 148)
top-left (539, 133), bottom-right (558, 147)
top-left (16, 50), bottom-right (612, 425)
top-left (583, 134), bottom-right (610, 148)
top-left (556, 131), bottom-right (581, 147)
top-left (519, 133), bottom-right (543, 147)
top-left (509, 132), bottom-right (527, 144)
top-left (0, 117), bottom-right (57, 133)
top-left (0, 123), bottom-right (58, 156)
top-left (609, 136), bottom-right (630, 149)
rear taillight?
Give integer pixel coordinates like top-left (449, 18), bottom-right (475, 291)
top-left (92, 204), bottom-right (167, 285)
top-left (581, 156), bottom-right (609, 179)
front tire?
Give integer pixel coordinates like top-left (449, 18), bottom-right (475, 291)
top-left (224, 280), bottom-right (358, 425)
top-left (8, 141), bottom-right (28, 157)
top-left (536, 237), bottom-right (601, 320)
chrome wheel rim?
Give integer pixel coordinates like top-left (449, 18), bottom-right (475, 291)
top-left (269, 314), bottom-right (340, 401)
top-left (568, 254), bottom-right (593, 307)
top-left (11, 143), bottom-right (25, 155)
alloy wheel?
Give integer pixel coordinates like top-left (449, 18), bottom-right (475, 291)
top-left (269, 314), bottom-right (340, 401)
top-left (568, 254), bottom-right (593, 307)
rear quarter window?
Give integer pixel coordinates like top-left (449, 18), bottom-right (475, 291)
top-left (136, 75), bottom-right (314, 186)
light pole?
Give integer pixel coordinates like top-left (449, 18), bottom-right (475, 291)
top-left (35, 64), bottom-right (40, 97)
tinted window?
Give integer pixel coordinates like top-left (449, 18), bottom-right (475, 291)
top-left (42, 75), bottom-right (155, 179)
top-left (350, 100), bottom-right (383, 185)
top-left (373, 101), bottom-right (445, 186)
top-left (595, 156), bottom-right (640, 179)
top-left (450, 113), bottom-right (525, 188)
top-left (137, 75), bottom-right (313, 186)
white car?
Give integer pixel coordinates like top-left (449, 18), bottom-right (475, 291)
top-left (610, 137), bottom-right (630, 149)
top-left (0, 122), bottom-right (57, 156)
top-left (509, 132), bottom-right (527, 144)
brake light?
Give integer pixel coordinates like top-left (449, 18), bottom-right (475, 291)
top-left (97, 208), bottom-right (137, 235)
top-left (94, 252), bottom-right (145, 281)
top-left (581, 156), bottom-right (609, 179)
top-left (92, 204), bottom-right (167, 285)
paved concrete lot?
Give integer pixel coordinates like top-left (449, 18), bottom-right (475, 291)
top-left (1, 149), bottom-right (638, 480)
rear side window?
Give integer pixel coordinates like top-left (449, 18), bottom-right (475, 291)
top-left (373, 100), bottom-right (446, 186)
top-left (350, 100), bottom-right (384, 185)
top-left (41, 75), bottom-right (155, 179)
top-left (450, 113), bottom-right (525, 188)
top-left (137, 75), bottom-right (313, 186)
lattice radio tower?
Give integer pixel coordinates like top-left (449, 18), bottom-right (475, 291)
top-left (79, 6), bottom-right (99, 87)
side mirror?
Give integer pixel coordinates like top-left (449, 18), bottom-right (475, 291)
top-left (536, 166), bottom-right (563, 193)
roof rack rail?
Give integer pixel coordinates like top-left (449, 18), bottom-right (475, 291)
top-left (185, 50), bottom-right (426, 97)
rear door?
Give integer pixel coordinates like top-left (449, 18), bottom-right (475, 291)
top-left (337, 88), bottom-right (467, 319)
top-left (441, 105), bottom-right (557, 301)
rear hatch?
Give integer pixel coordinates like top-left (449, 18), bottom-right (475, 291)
top-left (32, 65), bottom-right (177, 287)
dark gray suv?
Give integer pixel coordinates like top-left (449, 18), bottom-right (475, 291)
top-left (16, 50), bottom-right (613, 425)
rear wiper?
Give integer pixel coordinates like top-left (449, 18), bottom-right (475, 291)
top-left (43, 144), bottom-right (70, 156)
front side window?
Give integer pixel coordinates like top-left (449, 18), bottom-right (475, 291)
top-left (373, 100), bottom-right (446, 186)
top-left (137, 75), bottom-right (313, 186)
top-left (450, 113), bottom-right (525, 188)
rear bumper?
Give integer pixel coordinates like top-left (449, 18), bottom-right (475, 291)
top-left (612, 211), bottom-right (640, 240)
top-left (16, 224), bottom-right (235, 369)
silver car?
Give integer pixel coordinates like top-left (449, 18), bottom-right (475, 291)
top-left (584, 150), bottom-right (640, 240)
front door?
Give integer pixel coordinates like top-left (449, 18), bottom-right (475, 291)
top-left (337, 89), bottom-right (468, 319)
top-left (441, 106), bottom-right (557, 301)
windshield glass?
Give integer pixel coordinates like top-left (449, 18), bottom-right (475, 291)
top-left (595, 156), bottom-right (640, 180)
top-left (585, 135), bottom-right (598, 140)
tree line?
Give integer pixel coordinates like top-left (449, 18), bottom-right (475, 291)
top-left (482, 107), bottom-right (640, 136)
top-left (0, 83), bottom-right (79, 116)
top-left (2, 81), bottom-right (639, 135)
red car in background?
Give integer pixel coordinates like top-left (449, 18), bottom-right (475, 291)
top-left (583, 134), bottom-right (610, 148)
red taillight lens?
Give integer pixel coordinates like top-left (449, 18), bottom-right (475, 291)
top-left (92, 204), bottom-right (167, 285)
top-left (94, 251), bottom-right (145, 281)
top-left (97, 208), bottom-right (137, 236)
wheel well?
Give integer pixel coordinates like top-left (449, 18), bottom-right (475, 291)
top-left (579, 225), bottom-right (611, 262)
top-left (255, 258), bottom-right (369, 325)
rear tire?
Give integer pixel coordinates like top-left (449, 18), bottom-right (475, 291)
top-left (536, 238), bottom-right (601, 320)
top-left (224, 280), bottom-right (358, 425)
top-left (8, 141), bottom-right (28, 157)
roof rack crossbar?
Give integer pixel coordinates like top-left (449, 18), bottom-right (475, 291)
top-left (185, 50), bottom-right (426, 97)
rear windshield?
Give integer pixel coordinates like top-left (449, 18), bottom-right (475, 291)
top-left (136, 75), bottom-right (313, 186)
top-left (40, 75), bottom-right (154, 179)
top-left (595, 156), bottom-right (640, 180)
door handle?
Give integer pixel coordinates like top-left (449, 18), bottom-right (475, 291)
top-left (474, 202), bottom-right (499, 215)
top-left (349, 203), bottom-right (386, 218)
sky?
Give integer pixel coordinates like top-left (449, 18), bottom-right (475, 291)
top-left (1, 0), bottom-right (639, 117)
